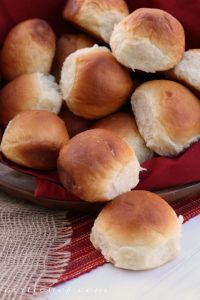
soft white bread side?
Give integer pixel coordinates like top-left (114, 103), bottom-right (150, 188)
top-left (166, 49), bottom-right (200, 96)
top-left (91, 190), bottom-right (182, 270)
top-left (0, 72), bottom-right (62, 127)
top-left (91, 112), bottom-right (154, 163)
top-left (63, 0), bottom-right (129, 43)
top-left (60, 45), bottom-right (133, 119)
top-left (131, 80), bottom-right (200, 156)
top-left (36, 73), bottom-right (62, 112)
top-left (57, 129), bottom-right (140, 202)
top-left (0, 19), bottom-right (56, 81)
top-left (110, 8), bottom-right (185, 72)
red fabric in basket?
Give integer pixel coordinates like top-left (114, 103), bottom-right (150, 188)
top-left (2, 140), bottom-right (200, 201)
top-left (137, 141), bottom-right (200, 191)
top-left (27, 141), bottom-right (200, 200)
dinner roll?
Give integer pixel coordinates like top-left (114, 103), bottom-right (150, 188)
top-left (166, 49), bottom-right (200, 96)
top-left (52, 34), bottom-right (96, 81)
top-left (91, 112), bottom-right (154, 163)
top-left (60, 45), bottom-right (133, 119)
top-left (91, 190), bottom-right (182, 270)
top-left (59, 103), bottom-right (93, 137)
top-left (110, 8), bottom-right (185, 72)
top-left (58, 129), bottom-right (140, 202)
top-left (0, 73), bottom-right (62, 127)
top-left (131, 80), bottom-right (200, 156)
top-left (0, 19), bottom-right (56, 81)
top-left (1, 111), bottom-right (69, 170)
top-left (63, 0), bottom-right (129, 44)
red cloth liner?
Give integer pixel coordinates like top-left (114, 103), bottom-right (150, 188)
top-left (4, 140), bottom-right (200, 201)
top-left (54, 193), bottom-right (200, 285)
top-left (137, 141), bottom-right (200, 191)
top-left (35, 177), bottom-right (80, 201)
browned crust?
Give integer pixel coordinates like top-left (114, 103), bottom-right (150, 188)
top-left (95, 190), bottom-right (179, 245)
top-left (59, 103), bottom-right (93, 137)
top-left (63, 0), bottom-right (129, 43)
top-left (63, 0), bottom-right (83, 20)
top-left (0, 19), bottom-right (56, 81)
top-left (57, 129), bottom-right (134, 201)
top-left (63, 0), bottom-right (129, 19)
top-left (29, 19), bottom-right (55, 47)
top-left (69, 50), bottom-right (134, 119)
top-left (91, 112), bottom-right (139, 139)
top-left (167, 71), bottom-right (200, 97)
top-left (0, 74), bottom-right (39, 127)
top-left (122, 8), bottom-right (185, 64)
top-left (1, 111), bottom-right (69, 170)
top-left (145, 80), bottom-right (200, 144)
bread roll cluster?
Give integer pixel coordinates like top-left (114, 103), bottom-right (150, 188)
top-left (1, 0), bottom-right (199, 270)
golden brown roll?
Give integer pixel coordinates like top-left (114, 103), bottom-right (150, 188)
top-left (60, 45), bottom-right (134, 119)
top-left (1, 111), bottom-right (69, 170)
top-left (131, 80), bottom-right (200, 156)
top-left (91, 112), bottom-right (154, 163)
top-left (166, 49), bottom-right (200, 96)
top-left (52, 33), bottom-right (96, 81)
top-left (57, 129), bottom-right (140, 202)
top-left (110, 8), bottom-right (185, 72)
top-left (63, 0), bottom-right (129, 44)
top-left (0, 19), bottom-right (56, 81)
top-left (91, 190), bottom-right (182, 270)
top-left (0, 72), bottom-right (62, 127)
top-left (59, 103), bottom-right (93, 138)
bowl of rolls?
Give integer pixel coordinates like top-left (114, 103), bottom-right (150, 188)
top-left (0, 0), bottom-right (200, 270)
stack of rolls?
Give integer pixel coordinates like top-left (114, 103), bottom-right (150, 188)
top-left (1, 0), bottom-right (199, 271)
